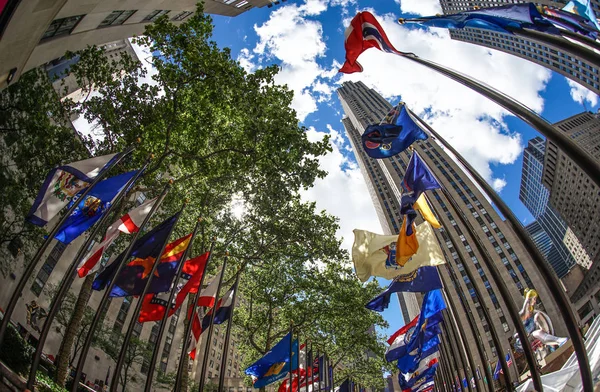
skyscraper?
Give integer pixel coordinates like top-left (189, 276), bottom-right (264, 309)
top-left (337, 80), bottom-right (565, 378)
top-left (518, 137), bottom-right (589, 278)
top-left (540, 111), bottom-right (600, 322)
top-left (438, 0), bottom-right (600, 95)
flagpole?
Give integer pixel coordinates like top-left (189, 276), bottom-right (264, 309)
top-left (395, 46), bottom-right (600, 192)
top-left (441, 319), bottom-right (468, 392)
top-left (27, 160), bottom-right (149, 389)
top-left (197, 255), bottom-right (228, 391)
top-left (437, 347), bottom-right (452, 392)
top-left (439, 290), bottom-right (477, 392)
top-left (409, 111), bottom-right (589, 391)
top-left (0, 146), bottom-right (135, 349)
top-left (441, 264), bottom-right (494, 392)
top-left (71, 181), bottom-right (171, 392)
top-left (439, 330), bottom-right (460, 391)
top-left (111, 201), bottom-right (186, 391)
top-left (305, 342), bottom-right (310, 392)
top-left (314, 348), bottom-right (319, 392)
top-left (217, 268), bottom-right (242, 392)
top-left (425, 192), bottom-right (511, 387)
top-left (289, 320), bottom-right (294, 391)
top-left (443, 314), bottom-right (471, 392)
top-left (144, 216), bottom-right (203, 392)
top-left (173, 238), bottom-right (216, 392)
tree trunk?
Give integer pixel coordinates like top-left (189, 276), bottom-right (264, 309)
top-left (56, 274), bottom-right (95, 386)
top-left (181, 294), bottom-right (193, 391)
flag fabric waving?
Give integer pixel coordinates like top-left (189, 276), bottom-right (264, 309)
top-left (399, 363), bottom-right (438, 390)
top-left (245, 332), bottom-right (299, 388)
top-left (203, 283), bottom-right (237, 325)
top-left (402, 152), bottom-right (441, 199)
top-left (54, 171), bottom-right (137, 244)
top-left (561, 0), bottom-right (600, 30)
top-left (361, 104), bottom-right (428, 159)
top-left (27, 153), bottom-right (119, 226)
top-left (396, 338), bottom-right (440, 373)
top-left (197, 268), bottom-right (223, 307)
top-left (77, 197), bottom-right (158, 278)
top-left (339, 11), bottom-right (409, 74)
top-left (277, 344), bottom-right (307, 392)
top-left (353, 221), bottom-right (445, 283)
top-left (385, 315), bottom-right (420, 362)
top-left (92, 213), bottom-right (185, 297)
top-left (365, 266), bottom-right (443, 311)
top-left (138, 251), bottom-right (210, 323)
top-left (493, 353), bottom-right (513, 380)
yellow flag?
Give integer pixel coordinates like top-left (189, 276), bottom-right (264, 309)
top-left (396, 216), bottom-right (419, 267)
top-left (415, 194), bottom-right (441, 229)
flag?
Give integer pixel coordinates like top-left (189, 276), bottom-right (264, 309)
top-left (92, 213), bottom-right (186, 297)
top-left (409, 353), bottom-right (438, 378)
top-left (561, 0), bottom-right (600, 30)
top-left (339, 11), bottom-right (408, 74)
top-left (204, 283), bottom-right (237, 325)
top-left (138, 251), bottom-right (210, 322)
top-left (414, 194), bottom-right (441, 229)
top-left (245, 333), bottom-right (299, 388)
top-left (77, 197), bottom-right (159, 278)
top-left (396, 214), bottom-right (419, 267)
top-left (396, 338), bottom-right (439, 373)
top-left (404, 4), bottom-right (560, 35)
top-left (493, 353), bottom-right (512, 380)
top-left (353, 221), bottom-right (445, 283)
top-left (197, 268), bottom-right (223, 307)
top-left (53, 171), bottom-right (137, 244)
top-left (385, 315), bottom-right (419, 362)
top-left (338, 379), bottom-right (350, 392)
top-left (542, 5), bottom-right (600, 39)
top-left (278, 344), bottom-right (307, 392)
top-left (399, 363), bottom-right (438, 390)
top-left (462, 378), bottom-right (468, 388)
top-left (27, 153), bottom-right (119, 226)
top-left (365, 266), bottom-right (443, 311)
top-left (361, 104), bottom-right (428, 159)
top-left (402, 152), bottom-right (441, 199)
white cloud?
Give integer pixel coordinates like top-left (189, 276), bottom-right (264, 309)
top-left (237, 48), bottom-right (256, 73)
top-left (301, 124), bottom-right (380, 253)
top-left (492, 178), bottom-right (508, 192)
top-left (338, 13), bottom-right (551, 188)
top-left (397, 0), bottom-right (442, 16)
top-left (566, 79), bottom-right (598, 107)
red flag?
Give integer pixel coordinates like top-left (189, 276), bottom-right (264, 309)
top-left (138, 251), bottom-right (210, 323)
top-left (339, 11), bottom-right (408, 74)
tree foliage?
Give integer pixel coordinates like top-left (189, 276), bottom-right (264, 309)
top-left (1, 5), bottom-right (390, 388)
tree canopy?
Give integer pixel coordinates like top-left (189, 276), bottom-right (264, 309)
top-left (0, 5), bottom-right (391, 389)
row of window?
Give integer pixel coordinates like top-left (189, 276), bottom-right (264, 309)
top-left (41, 10), bottom-right (194, 42)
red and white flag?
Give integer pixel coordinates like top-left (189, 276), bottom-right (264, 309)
top-left (77, 197), bottom-right (157, 277)
top-left (187, 268), bottom-right (224, 359)
top-left (278, 344), bottom-right (307, 392)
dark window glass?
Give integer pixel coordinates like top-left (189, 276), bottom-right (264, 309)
top-left (143, 10), bottom-right (169, 22)
top-left (99, 10), bottom-right (136, 27)
top-left (41, 15), bottom-right (85, 41)
top-left (172, 11), bottom-right (193, 21)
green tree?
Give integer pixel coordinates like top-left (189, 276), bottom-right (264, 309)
top-left (1, 4), bottom-right (391, 388)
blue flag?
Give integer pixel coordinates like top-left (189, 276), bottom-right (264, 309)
top-left (397, 341), bottom-right (439, 373)
top-left (493, 353), bottom-right (512, 380)
top-left (365, 267), bottom-right (443, 311)
top-left (402, 152), bottom-right (441, 200)
top-left (54, 171), bottom-right (137, 244)
top-left (245, 333), bottom-right (299, 388)
top-left (92, 213), bottom-right (183, 297)
top-left (361, 103), bottom-right (427, 159)
top-left (338, 379), bottom-right (350, 392)
top-left (407, 4), bottom-right (560, 36)
top-left (399, 363), bottom-right (438, 390)
top-left (562, 0), bottom-right (600, 30)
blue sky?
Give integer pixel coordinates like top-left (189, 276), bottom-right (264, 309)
top-left (208, 0), bottom-right (599, 339)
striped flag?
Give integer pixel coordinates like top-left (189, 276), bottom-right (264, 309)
top-left (77, 197), bottom-right (157, 277)
top-left (187, 268), bottom-right (223, 358)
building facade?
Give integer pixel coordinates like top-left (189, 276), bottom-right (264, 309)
top-left (337, 80), bottom-right (566, 380)
top-left (540, 111), bottom-right (600, 324)
top-left (0, 0), bottom-right (280, 89)
top-left (518, 137), bottom-right (591, 278)
top-left (438, 0), bottom-right (600, 95)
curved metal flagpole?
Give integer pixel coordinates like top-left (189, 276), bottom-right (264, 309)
top-left (441, 318), bottom-right (469, 392)
top-left (110, 202), bottom-right (186, 391)
top-left (173, 238), bottom-right (215, 392)
top-left (410, 109), bottom-right (592, 391)
top-left (391, 33), bottom-right (600, 191)
top-left (71, 181), bottom-right (171, 392)
top-left (0, 146), bottom-right (135, 349)
top-left (426, 193), bottom-right (512, 387)
top-left (143, 216), bottom-right (203, 392)
top-left (27, 160), bottom-right (149, 389)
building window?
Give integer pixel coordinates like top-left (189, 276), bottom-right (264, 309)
top-left (98, 10), bottom-right (136, 27)
top-left (172, 11), bottom-right (193, 21)
top-left (41, 15), bottom-right (85, 41)
top-left (31, 241), bottom-right (67, 296)
top-left (143, 10), bottom-right (170, 22)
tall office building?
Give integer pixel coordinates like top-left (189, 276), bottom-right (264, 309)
top-left (0, 0), bottom-right (283, 89)
top-left (438, 0), bottom-right (600, 95)
top-left (518, 137), bottom-right (590, 278)
top-left (540, 112), bottom-right (600, 323)
top-left (337, 81), bottom-right (565, 378)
